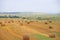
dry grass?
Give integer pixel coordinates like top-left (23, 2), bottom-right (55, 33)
top-left (0, 18), bottom-right (60, 40)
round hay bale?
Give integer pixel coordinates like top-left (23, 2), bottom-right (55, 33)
top-left (30, 21), bottom-right (33, 22)
top-left (11, 21), bottom-right (14, 23)
top-left (1, 24), bottom-right (5, 26)
top-left (45, 22), bottom-right (48, 24)
top-left (8, 21), bottom-right (10, 23)
top-left (49, 33), bottom-right (56, 38)
top-left (49, 20), bottom-right (52, 23)
top-left (0, 22), bottom-right (2, 24)
top-left (23, 35), bottom-right (29, 40)
top-left (27, 22), bottom-right (30, 24)
top-left (18, 21), bottom-right (20, 22)
top-left (49, 26), bottom-right (53, 29)
top-left (36, 20), bottom-right (38, 22)
top-left (5, 21), bottom-right (7, 23)
top-left (20, 23), bottom-right (23, 26)
top-left (11, 20), bottom-right (14, 23)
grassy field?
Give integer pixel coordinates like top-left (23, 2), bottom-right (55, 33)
top-left (0, 18), bottom-right (60, 40)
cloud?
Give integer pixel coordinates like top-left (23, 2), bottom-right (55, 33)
top-left (0, 0), bottom-right (59, 13)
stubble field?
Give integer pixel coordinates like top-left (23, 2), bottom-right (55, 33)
top-left (0, 18), bottom-right (60, 40)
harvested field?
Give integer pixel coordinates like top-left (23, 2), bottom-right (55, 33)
top-left (0, 18), bottom-right (60, 40)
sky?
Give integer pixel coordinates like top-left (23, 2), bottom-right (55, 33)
top-left (0, 0), bottom-right (60, 13)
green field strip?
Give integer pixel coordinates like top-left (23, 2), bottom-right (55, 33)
top-left (33, 33), bottom-right (53, 40)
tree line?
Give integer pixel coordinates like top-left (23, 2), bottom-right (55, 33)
top-left (0, 15), bottom-right (20, 18)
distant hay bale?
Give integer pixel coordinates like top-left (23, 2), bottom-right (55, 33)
top-left (49, 20), bottom-right (52, 23)
top-left (48, 33), bottom-right (56, 38)
top-left (8, 21), bottom-right (10, 23)
top-left (18, 21), bottom-right (20, 22)
top-left (0, 22), bottom-right (2, 24)
top-left (29, 21), bottom-right (33, 22)
top-left (0, 22), bottom-right (5, 26)
top-left (11, 20), bottom-right (14, 23)
top-left (20, 23), bottom-right (23, 26)
top-left (49, 26), bottom-right (53, 29)
top-left (36, 20), bottom-right (38, 22)
top-left (22, 21), bottom-right (23, 22)
top-left (25, 20), bottom-right (30, 24)
top-left (5, 21), bottom-right (7, 23)
top-left (23, 35), bottom-right (29, 40)
top-left (45, 22), bottom-right (48, 24)
top-left (1, 24), bottom-right (5, 26)
top-left (27, 22), bottom-right (30, 24)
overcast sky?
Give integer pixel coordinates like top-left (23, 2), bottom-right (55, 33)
top-left (0, 0), bottom-right (60, 13)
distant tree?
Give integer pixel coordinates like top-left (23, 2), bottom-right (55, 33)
top-left (4, 15), bottom-right (8, 18)
top-left (36, 17), bottom-right (42, 20)
top-left (22, 17), bottom-right (26, 19)
top-left (8, 15), bottom-right (19, 18)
